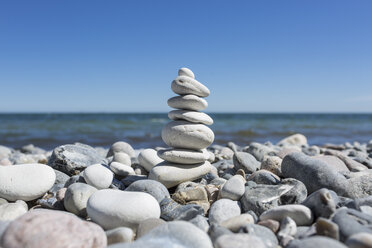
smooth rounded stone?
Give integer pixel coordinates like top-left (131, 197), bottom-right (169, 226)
top-left (215, 234), bottom-right (266, 248)
top-left (171, 75), bottom-right (210, 97)
top-left (168, 95), bottom-right (208, 111)
top-left (158, 148), bottom-right (209, 164)
top-left (219, 175), bottom-right (245, 200)
top-left (314, 155), bottom-right (349, 172)
top-left (0, 163), bottom-right (56, 201)
top-left (189, 215), bottom-right (210, 232)
top-left (0, 146), bottom-right (12, 160)
top-left (112, 152), bottom-right (131, 166)
top-left (240, 178), bottom-right (307, 215)
top-left (281, 152), bottom-right (350, 196)
top-left (346, 232), bottom-right (372, 248)
top-left (83, 164), bottom-right (113, 189)
top-left (233, 152), bottom-right (260, 174)
top-left (148, 161), bottom-right (211, 188)
top-left (161, 121), bottom-right (214, 150)
top-left (260, 205), bottom-right (314, 226)
top-left (347, 170), bottom-right (372, 198)
top-left (302, 145), bottom-right (321, 156)
top-left (54, 169), bottom-right (70, 185)
top-left (277, 146), bottom-right (302, 159)
top-left (257, 219), bottom-right (280, 233)
top-left (138, 149), bottom-right (163, 172)
top-left (168, 110), bottom-right (213, 125)
top-left (64, 183), bottom-right (97, 217)
top-left (218, 147), bottom-right (234, 159)
top-left (287, 236), bottom-right (348, 248)
top-left (87, 189), bottom-right (160, 230)
top-left (278, 217), bottom-right (297, 246)
top-left (209, 199), bottom-right (241, 224)
top-left (244, 142), bottom-right (277, 162)
top-left (178, 67), bottom-right (195, 78)
top-left (110, 162), bottom-right (135, 177)
top-left (238, 224), bottom-right (278, 248)
top-left (136, 218), bottom-right (166, 238)
top-left (302, 188), bottom-right (338, 218)
top-left (316, 217), bottom-right (339, 240)
top-left (261, 155), bottom-right (282, 176)
top-left (0, 201), bottom-right (28, 221)
top-left (0, 209), bottom-right (106, 248)
top-left (277, 133), bottom-right (308, 146)
top-left (49, 143), bottom-right (106, 175)
top-left (332, 208), bottom-right (372, 241)
top-left (107, 141), bottom-right (135, 158)
top-left (159, 197), bottom-right (204, 221)
top-left (125, 179), bottom-right (170, 203)
top-left (106, 227), bottom-right (134, 245)
top-left (220, 214), bottom-right (255, 232)
top-left (0, 158), bottom-right (11, 166)
top-left (248, 170), bottom-right (281, 185)
top-left (108, 221), bottom-right (213, 248)
top-left (208, 224), bottom-right (234, 244)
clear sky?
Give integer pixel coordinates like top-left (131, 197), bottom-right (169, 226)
top-left (1, 0), bottom-right (371, 113)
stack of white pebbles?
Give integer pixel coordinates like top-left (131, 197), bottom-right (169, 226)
top-left (149, 68), bottom-right (215, 188)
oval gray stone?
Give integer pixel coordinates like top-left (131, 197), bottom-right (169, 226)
top-left (168, 110), bottom-right (213, 125)
top-left (161, 121), bottom-right (214, 150)
top-left (171, 76), bottom-right (210, 97)
top-left (125, 179), bottom-right (170, 203)
top-left (64, 182), bottom-right (97, 217)
top-left (157, 148), bottom-right (209, 164)
top-left (168, 95), bottom-right (208, 111)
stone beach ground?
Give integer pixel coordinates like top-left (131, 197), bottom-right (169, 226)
top-left (0, 69), bottom-right (372, 248)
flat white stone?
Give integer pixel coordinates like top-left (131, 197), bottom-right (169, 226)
top-left (110, 162), bottom-right (135, 177)
top-left (83, 164), bottom-right (113, 189)
top-left (260, 204), bottom-right (314, 226)
top-left (171, 76), bottom-right (210, 97)
top-left (178, 67), bottom-right (195, 78)
top-left (148, 161), bottom-right (211, 188)
top-left (168, 110), bottom-right (213, 125)
top-left (157, 148), bottom-right (209, 164)
top-left (168, 95), bottom-right (208, 111)
top-left (86, 189), bottom-right (160, 230)
top-left (138, 149), bottom-right (163, 172)
top-left (161, 121), bottom-right (214, 150)
top-left (0, 163), bottom-right (56, 201)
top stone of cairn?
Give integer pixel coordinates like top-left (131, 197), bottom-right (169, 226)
top-left (171, 68), bottom-right (210, 97)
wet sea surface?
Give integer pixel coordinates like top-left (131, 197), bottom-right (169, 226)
top-left (0, 113), bottom-right (371, 150)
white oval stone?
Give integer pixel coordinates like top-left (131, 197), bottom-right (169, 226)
top-left (83, 164), bottom-right (113, 189)
top-left (157, 148), bottom-right (209, 164)
top-left (168, 95), bottom-right (208, 111)
top-left (260, 204), bottom-right (314, 226)
top-left (0, 201), bottom-right (28, 221)
top-left (148, 161), bottom-right (211, 188)
top-left (112, 152), bottom-right (131, 166)
top-left (110, 162), bottom-right (135, 177)
top-left (168, 110), bottom-right (213, 125)
top-left (86, 189), bottom-right (160, 230)
top-left (161, 121), bottom-right (214, 150)
top-left (178, 67), bottom-right (195, 78)
top-left (0, 164), bottom-right (56, 201)
top-left (138, 149), bottom-right (164, 172)
top-left (171, 76), bottom-right (210, 97)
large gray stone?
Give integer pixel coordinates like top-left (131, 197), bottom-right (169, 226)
top-left (125, 179), bottom-right (169, 203)
top-left (233, 152), bottom-right (260, 173)
top-left (209, 199), bottom-right (241, 224)
top-left (49, 143), bottom-right (106, 175)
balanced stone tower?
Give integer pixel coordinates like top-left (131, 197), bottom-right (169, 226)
top-left (149, 68), bottom-right (214, 188)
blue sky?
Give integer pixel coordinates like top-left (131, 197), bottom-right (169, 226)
top-left (0, 0), bottom-right (371, 113)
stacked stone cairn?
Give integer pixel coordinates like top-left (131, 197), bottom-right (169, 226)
top-left (149, 68), bottom-right (215, 188)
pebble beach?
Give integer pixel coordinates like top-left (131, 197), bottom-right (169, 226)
top-left (0, 68), bottom-right (372, 248)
